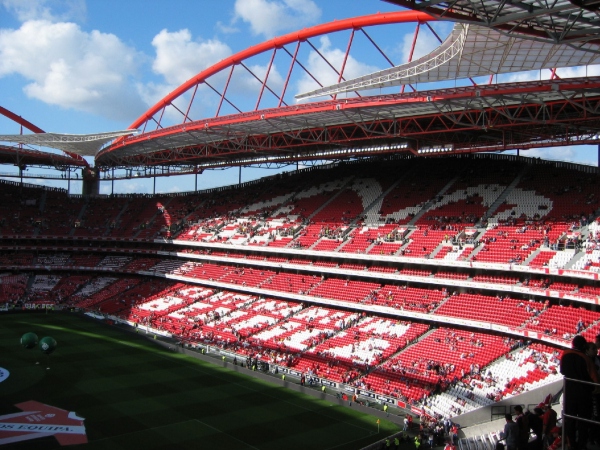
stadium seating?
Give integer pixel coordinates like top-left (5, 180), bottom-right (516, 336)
top-left (2, 154), bottom-right (600, 418)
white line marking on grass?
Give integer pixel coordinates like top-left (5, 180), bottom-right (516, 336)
top-left (193, 419), bottom-right (261, 450)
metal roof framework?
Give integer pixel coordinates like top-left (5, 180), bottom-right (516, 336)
top-left (97, 76), bottom-right (600, 168)
top-left (296, 23), bottom-right (600, 100)
top-left (98, 9), bottom-right (600, 171)
top-left (383, 0), bottom-right (600, 51)
top-left (4, 7), bottom-right (600, 173)
top-left (0, 130), bottom-right (137, 157)
top-left (0, 106), bottom-right (90, 168)
top-left (0, 145), bottom-right (89, 168)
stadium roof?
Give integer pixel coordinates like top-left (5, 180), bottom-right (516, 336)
top-left (0, 130), bottom-right (137, 157)
top-left (97, 76), bottom-right (600, 168)
top-left (0, 144), bottom-right (89, 168)
top-left (383, 0), bottom-right (600, 51)
top-left (96, 7), bottom-right (600, 170)
top-left (5, 5), bottom-right (600, 172)
top-left (296, 23), bottom-right (600, 100)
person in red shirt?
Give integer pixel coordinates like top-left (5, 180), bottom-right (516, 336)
top-left (547, 427), bottom-right (562, 450)
top-left (539, 402), bottom-right (557, 447)
top-left (450, 424), bottom-right (459, 445)
top-left (444, 441), bottom-right (456, 450)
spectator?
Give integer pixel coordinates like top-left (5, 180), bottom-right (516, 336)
top-left (500, 413), bottom-right (519, 450)
top-left (528, 408), bottom-right (544, 450)
top-left (560, 335), bottom-right (599, 450)
top-left (547, 427), bottom-right (562, 450)
top-left (513, 405), bottom-right (529, 450)
top-left (540, 403), bottom-right (557, 447)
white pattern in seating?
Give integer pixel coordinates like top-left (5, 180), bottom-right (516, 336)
top-left (139, 295), bottom-right (184, 311)
top-left (488, 188), bottom-right (553, 225)
top-left (253, 320), bottom-right (302, 341)
top-left (31, 274), bottom-right (62, 292)
top-left (37, 254), bottom-right (70, 266)
top-left (427, 347), bottom-right (560, 418)
top-left (231, 314), bottom-right (278, 332)
top-left (76, 277), bottom-right (117, 297)
top-left (549, 249), bottom-right (576, 269)
top-left (430, 184), bottom-right (505, 211)
top-left (358, 318), bottom-right (412, 337)
top-left (240, 194), bottom-right (295, 215)
top-left (97, 256), bottom-right (132, 268)
top-left (312, 332), bottom-right (390, 365)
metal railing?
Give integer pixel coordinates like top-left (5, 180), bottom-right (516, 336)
top-left (561, 376), bottom-right (600, 450)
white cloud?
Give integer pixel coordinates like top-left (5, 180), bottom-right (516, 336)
top-left (522, 147), bottom-right (596, 166)
top-left (229, 62), bottom-right (285, 101)
top-left (108, 180), bottom-right (152, 195)
top-left (396, 22), bottom-right (451, 63)
top-left (234, 0), bottom-right (321, 38)
top-left (215, 21), bottom-right (239, 35)
top-left (295, 36), bottom-right (380, 99)
top-left (555, 64), bottom-right (600, 78)
top-left (0, 20), bottom-right (146, 121)
top-left (160, 183), bottom-right (185, 194)
top-left (504, 70), bottom-right (541, 83)
top-left (140, 27), bottom-right (289, 121)
top-left (136, 29), bottom-right (233, 123)
top-left (500, 64), bottom-right (600, 84)
top-left (151, 29), bottom-right (232, 87)
top-left (1, 0), bottom-right (86, 23)
top-left (523, 148), bottom-right (576, 160)
top-left (400, 29), bottom-right (440, 62)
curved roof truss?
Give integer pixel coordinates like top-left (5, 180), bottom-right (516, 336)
top-left (122, 11), bottom-right (435, 134)
top-left (97, 76), bottom-right (600, 168)
top-left (0, 130), bottom-right (137, 157)
top-left (99, 10), bottom-right (600, 170)
top-left (0, 106), bottom-right (91, 167)
top-left (297, 23), bottom-right (600, 99)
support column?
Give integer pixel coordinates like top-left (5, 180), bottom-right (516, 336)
top-left (82, 168), bottom-right (99, 196)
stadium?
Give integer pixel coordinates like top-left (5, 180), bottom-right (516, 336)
top-left (1, 1), bottom-right (600, 449)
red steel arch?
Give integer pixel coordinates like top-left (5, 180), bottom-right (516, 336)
top-left (128, 11), bottom-right (435, 132)
top-left (100, 10), bottom-right (600, 169)
top-left (0, 105), bottom-right (45, 134)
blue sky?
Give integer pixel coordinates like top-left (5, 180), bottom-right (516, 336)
top-left (0, 0), bottom-right (597, 194)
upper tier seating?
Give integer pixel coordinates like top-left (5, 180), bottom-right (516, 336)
top-left (0, 184), bottom-right (42, 236)
top-left (434, 293), bottom-right (544, 328)
top-left (524, 304), bottom-right (600, 341)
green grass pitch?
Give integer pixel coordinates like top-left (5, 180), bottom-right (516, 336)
top-left (0, 312), bottom-right (399, 449)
